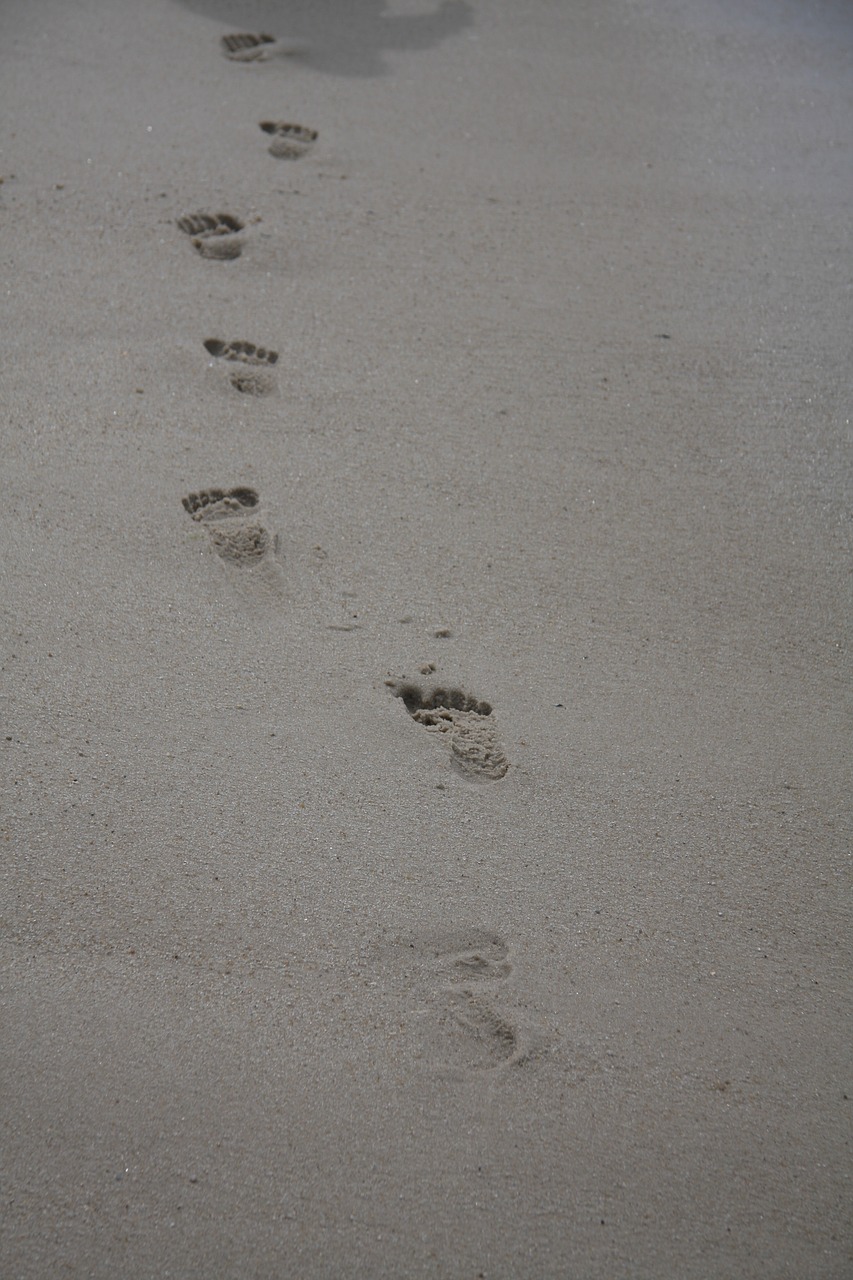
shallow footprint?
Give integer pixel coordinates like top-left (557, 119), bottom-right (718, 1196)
top-left (374, 929), bottom-right (512, 990)
top-left (259, 121), bottom-right (317, 160)
top-left (204, 338), bottom-right (278, 396)
top-left (176, 212), bottom-right (245, 260)
top-left (449, 944), bottom-right (512, 984)
top-left (385, 677), bottom-right (509, 780)
top-left (436, 992), bottom-right (524, 1074)
top-left (387, 928), bottom-right (512, 983)
top-left (181, 487), bottom-right (283, 600)
top-left (371, 928), bottom-right (545, 1079)
top-left (221, 33), bottom-right (309, 62)
top-left (204, 339), bottom-right (279, 367)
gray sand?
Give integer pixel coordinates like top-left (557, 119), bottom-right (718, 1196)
top-left (1, 0), bottom-right (851, 1275)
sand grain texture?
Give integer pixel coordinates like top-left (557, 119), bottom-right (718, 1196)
top-left (1, 0), bottom-right (851, 1276)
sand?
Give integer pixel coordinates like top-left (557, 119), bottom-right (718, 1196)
top-left (1, 0), bottom-right (851, 1275)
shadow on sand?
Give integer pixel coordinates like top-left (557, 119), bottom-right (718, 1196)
top-left (172, 0), bottom-right (474, 77)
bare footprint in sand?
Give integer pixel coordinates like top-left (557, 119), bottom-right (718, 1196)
top-left (436, 936), bottom-right (527, 1074)
top-left (221, 33), bottom-right (309, 62)
top-left (437, 992), bottom-right (524, 1074)
top-left (203, 338), bottom-right (278, 397)
top-left (259, 121), bottom-right (317, 160)
top-left (176, 212), bottom-right (245, 260)
top-left (385, 676), bottom-right (509, 780)
top-left (388, 928), bottom-right (513, 984)
top-left (376, 929), bottom-right (533, 1077)
top-left (181, 487), bottom-right (284, 600)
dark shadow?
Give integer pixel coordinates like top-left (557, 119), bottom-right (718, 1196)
top-left (173, 0), bottom-right (474, 77)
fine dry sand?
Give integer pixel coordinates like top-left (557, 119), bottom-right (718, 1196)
top-left (1, 0), bottom-right (851, 1275)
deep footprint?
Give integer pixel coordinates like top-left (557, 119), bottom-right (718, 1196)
top-left (259, 121), bottom-right (317, 160)
top-left (182, 486), bottom-right (259, 518)
top-left (221, 31), bottom-right (274, 58)
top-left (182, 487), bottom-right (283, 599)
top-left (176, 212), bottom-right (245, 260)
top-left (221, 33), bottom-right (308, 62)
top-left (386, 677), bottom-right (509, 780)
top-left (204, 339), bottom-right (279, 367)
top-left (204, 339), bottom-right (278, 396)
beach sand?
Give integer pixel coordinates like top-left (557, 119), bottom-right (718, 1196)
top-left (1, 0), bottom-right (851, 1275)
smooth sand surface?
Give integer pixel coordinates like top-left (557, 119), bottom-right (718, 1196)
top-left (2, 0), bottom-right (851, 1275)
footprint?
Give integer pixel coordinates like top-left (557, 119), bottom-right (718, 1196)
top-left (439, 938), bottom-right (526, 1072)
top-left (221, 33), bottom-right (309, 62)
top-left (448, 942), bottom-right (512, 984)
top-left (437, 992), bottom-right (524, 1074)
top-left (378, 928), bottom-right (511, 985)
top-left (385, 677), bottom-right (509, 780)
top-left (203, 339), bottom-right (279, 367)
top-left (181, 487), bottom-right (284, 600)
top-left (176, 212), bottom-right (245, 260)
top-left (203, 338), bottom-right (278, 397)
top-left (376, 929), bottom-right (531, 1076)
top-left (259, 121), bottom-right (317, 160)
